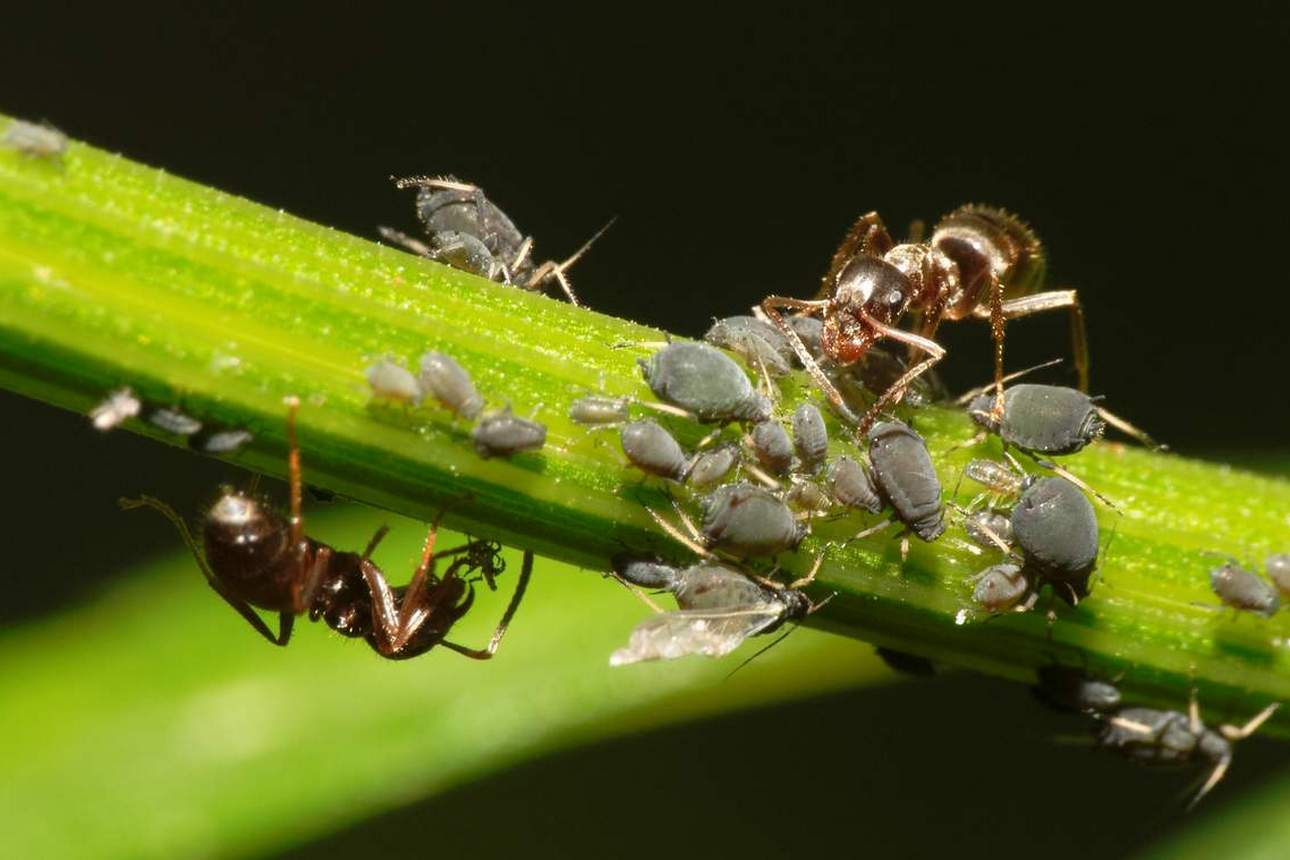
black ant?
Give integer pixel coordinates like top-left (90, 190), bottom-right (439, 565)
top-left (120, 396), bottom-right (532, 660)
top-left (761, 205), bottom-right (1088, 432)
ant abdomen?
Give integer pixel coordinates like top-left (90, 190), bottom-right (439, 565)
top-left (931, 205), bottom-right (1046, 300)
top-left (203, 491), bottom-right (299, 612)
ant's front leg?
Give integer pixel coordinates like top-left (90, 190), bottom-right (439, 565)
top-left (855, 313), bottom-right (946, 433)
top-left (760, 295), bottom-right (860, 426)
top-left (440, 549), bottom-right (535, 660)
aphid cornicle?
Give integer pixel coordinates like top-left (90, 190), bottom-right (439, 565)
top-left (620, 420), bottom-right (690, 482)
top-left (120, 398), bottom-right (533, 661)
top-left (762, 205), bottom-right (1088, 432)
top-left (472, 407), bottom-right (547, 459)
top-left (609, 558), bottom-right (812, 664)
top-left (1209, 561), bottom-right (1280, 618)
top-left (638, 341), bottom-right (771, 424)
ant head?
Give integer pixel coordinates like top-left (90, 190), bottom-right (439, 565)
top-left (203, 489), bottom-right (291, 580)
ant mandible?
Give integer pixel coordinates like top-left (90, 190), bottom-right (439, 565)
top-left (761, 205), bottom-right (1088, 431)
top-left (120, 396), bottom-right (532, 660)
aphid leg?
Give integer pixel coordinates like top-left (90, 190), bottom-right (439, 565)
top-left (742, 460), bottom-right (782, 490)
top-left (1220, 702), bottom-right (1280, 741)
top-left (1030, 456), bottom-right (1122, 512)
top-left (645, 504), bottom-right (716, 560)
top-left (760, 295), bottom-right (860, 426)
top-left (523, 218), bottom-right (616, 307)
top-left (850, 518), bottom-right (897, 542)
top-left (377, 226), bottom-right (433, 256)
top-left (982, 289), bottom-right (1090, 393)
top-left (1187, 756), bottom-right (1231, 811)
top-left (1095, 405), bottom-right (1164, 450)
top-left (607, 571), bottom-right (665, 613)
top-left (441, 549), bottom-right (535, 659)
top-left (900, 533), bottom-right (910, 562)
top-left (854, 312), bottom-right (946, 434)
top-left (118, 495), bottom-right (293, 645)
top-left (788, 553), bottom-right (827, 589)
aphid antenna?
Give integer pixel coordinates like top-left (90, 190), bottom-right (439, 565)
top-left (391, 174), bottom-right (476, 192)
top-left (1025, 455), bottom-right (1122, 512)
top-left (849, 518), bottom-right (898, 543)
top-left (787, 552), bottom-right (827, 590)
top-left (952, 358), bottom-right (1066, 407)
top-left (723, 625), bottom-right (797, 682)
top-left (1094, 404), bottom-right (1165, 451)
top-left (742, 460), bottom-right (781, 490)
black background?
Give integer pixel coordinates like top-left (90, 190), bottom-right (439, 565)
top-left (3, 5), bottom-right (1289, 858)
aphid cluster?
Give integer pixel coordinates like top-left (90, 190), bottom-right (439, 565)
top-left (88, 387), bottom-right (254, 454)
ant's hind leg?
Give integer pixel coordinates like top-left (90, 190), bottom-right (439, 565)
top-left (985, 289), bottom-right (1090, 393)
top-left (442, 549), bottom-right (535, 660)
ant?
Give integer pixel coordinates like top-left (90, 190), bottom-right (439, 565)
top-left (761, 205), bottom-right (1088, 432)
top-left (120, 396), bottom-right (532, 660)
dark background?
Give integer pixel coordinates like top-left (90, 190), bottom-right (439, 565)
top-left (3, 5), bottom-right (1288, 858)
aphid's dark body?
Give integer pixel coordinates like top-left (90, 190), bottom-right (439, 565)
top-left (1032, 665), bottom-right (1121, 715)
top-left (701, 483), bottom-right (805, 558)
top-left (867, 421), bottom-right (945, 542)
top-left (472, 408), bottom-right (547, 458)
top-left (687, 445), bottom-right (740, 488)
top-left (968, 384), bottom-right (1104, 456)
top-left (620, 420), bottom-right (690, 481)
top-left (1011, 477), bottom-right (1098, 596)
top-left (827, 456), bottom-right (883, 513)
top-left (1098, 708), bottom-right (1229, 769)
top-left (791, 403), bottom-right (828, 474)
top-left (750, 420), bottom-right (794, 475)
top-left (639, 342), bottom-right (771, 424)
top-left (1210, 562), bottom-right (1280, 617)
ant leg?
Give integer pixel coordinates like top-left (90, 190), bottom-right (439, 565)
top-left (854, 313), bottom-right (946, 433)
top-left (118, 495), bottom-right (292, 645)
top-left (358, 558), bottom-right (406, 655)
top-left (362, 525), bottom-right (391, 560)
top-left (761, 296), bottom-right (859, 425)
top-left (377, 226), bottom-right (433, 257)
top-left (440, 549), bottom-right (535, 660)
top-left (284, 396), bottom-right (305, 553)
top-left (824, 211), bottom-right (896, 288)
top-left (979, 289), bottom-right (1090, 393)
top-left (644, 505), bottom-right (716, 560)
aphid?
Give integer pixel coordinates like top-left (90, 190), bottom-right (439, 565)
top-left (472, 407), bottom-right (547, 458)
top-left (971, 563), bottom-right (1032, 613)
top-left (828, 346), bottom-right (947, 412)
top-left (120, 397), bottom-right (532, 660)
top-left (1097, 695), bottom-right (1279, 809)
top-left (1032, 665), bottom-right (1122, 715)
top-left (686, 444), bottom-right (740, 488)
top-left (608, 558), bottom-right (812, 664)
top-left (389, 175), bottom-right (609, 306)
top-left (785, 480), bottom-right (832, 514)
top-left (863, 420), bottom-right (946, 554)
top-left (783, 314), bottom-right (823, 361)
top-left (699, 483), bottom-right (806, 559)
top-left (367, 358), bottom-right (421, 405)
top-left (1, 118), bottom-right (68, 161)
top-left (1209, 561), bottom-right (1280, 618)
top-left (569, 395), bottom-right (631, 426)
top-left (704, 315), bottom-right (793, 377)
top-left (762, 205), bottom-right (1087, 432)
top-left (620, 420), bottom-right (691, 481)
top-left (965, 383), bottom-right (1157, 455)
top-left (193, 427), bottom-right (255, 454)
top-left (145, 407), bottom-right (203, 437)
top-left (791, 403), bottom-right (828, 474)
top-left (749, 420), bottom-right (794, 476)
top-left (89, 387), bottom-right (141, 431)
top-left (963, 509), bottom-right (1013, 553)
top-left (826, 456), bottom-right (883, 513)
top-left (638, 341), bottom-right (771, 424)
top-left (1267, 553), bottom-right (1290, 595)
top-left (418, 351), bottom-right (485, 420)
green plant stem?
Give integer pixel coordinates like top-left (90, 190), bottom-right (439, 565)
top-left (3, 113), bottom-right (1290, 730)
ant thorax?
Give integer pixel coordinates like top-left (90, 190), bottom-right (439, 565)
top-left (885, 243), bottom-right (960, 308)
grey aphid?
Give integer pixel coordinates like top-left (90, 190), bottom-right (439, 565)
top-left (639, 341), bottom-right (771, 424)
top-left (784, 315), bottom-right (823, 362)
top-left (701, 482), bottom-right (805, 559)
top-left (427, 230), bottom-right (499, 280)
top-left (967, 384), bottom-right (1104, 456)
top-left (146, 407), bottom-right (203, 437)
top-left (867, 421), bottom-right (945, 542)
top-left (418, 352), bottom-right (484, 419)
top-left (367, 359), bottom-right (422, 404)
top-left (2, 119), bottom-right (67, 160)
top-left (750, 420), bottom-right (794, 476)
top-left (963, 510), bottom-right (1013, 552)
top-left (826, 456), bottom-right (882, 513)
top-left (1267, 554), bottom-right (1290, 596)
top-left (786, 480), bottom-right (832, 514)
top-left (620, 420), bottom-right (690, 481)
top-left (1033, 665), bottom-right (1121, 715)
top-left (972, 563), bottom-right (1030, 613)
top-left (791, 403), bottom-right (828, 474)
top-left (472, 407), bottom-right (546, 458)
top-left (196, 428), bottom-right (254, 454)
top-left (704, 316), bottom-right (793, 376)
top-left (613, 556), bottom-right (682, 590)
top-left (569, 395), bottom-right (630, 426)
top-left (416, 180), bottom-right (527, 267)
top-left (1010, 476), bottom-right (1098, 592)
top-left (1210, 562), bottom-right (1280, 618)
top-left (687, 444), bottom-right (740, 488)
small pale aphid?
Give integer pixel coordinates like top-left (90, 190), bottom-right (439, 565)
top-left (867, 420), bottom-right (945, 542)
top-left (963, 510), bottom-right (1013, 553)
top-left (826, 456), bottom-right (882, 514)
top-left (786, 480), bottom-right (831, 514)
top-left (472, 407), bottom-right (547, 459)
top-left (972, 563), bottom-right (1031, 613)
top-left (750, 420), bottom-right (794, 476)
top-left (704, 316), bottom-right (793, 377)
top-left (89, 388), bottom-right (141, 431)
top-left (686, 444), bottom-right (740, 488)
top-left (569, 395), bottom-right (630, 426)
top-left (638, 342), bottom-right (771, 424)
top-left (1265, 554), bottom-right (1290, 596)
top-left (146, 407), bottom-right (203, 437)
top-left (791, 403), bottom-right (828, 474)
top-left (701, 482), bottom-right (805, 559)
top-left (418, 352), bottom-right (484, 420)
top-left (1210, 561), bottom-right (1280, 618)
top-left (2, 119), bottom-right (68, 161)
top-left (620, 420), bottom-right (690, 481)
top-left (195, 428), bottom-right (254, 454)
top-left (366, 358), bottom-right (421, 405)
top-left (609, 558), bottom-right (811, 665)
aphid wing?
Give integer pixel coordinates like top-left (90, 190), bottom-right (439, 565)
top-left (674, 566), bottom-right (772, 610)
top-left (609, 607), bottom-right (783, 665)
